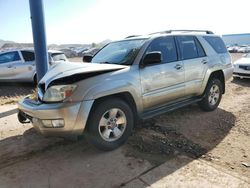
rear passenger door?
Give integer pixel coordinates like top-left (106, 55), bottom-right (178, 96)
top-left (13, 51), bottom-right (36, 80)
top-left (176, 36), bottom-right (208, 96)
top-left (140, 36), bottom-right (185, 109)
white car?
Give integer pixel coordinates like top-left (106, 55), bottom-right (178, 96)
top-left (237, 46), bottom-right (250, 53)
top-left (233, 53), bottom-right (250, 78)
top-left (0, 49), bottom-right (68, 83)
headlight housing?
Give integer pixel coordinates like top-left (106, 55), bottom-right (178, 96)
top-left (43, 85), bottom-right (77, 102)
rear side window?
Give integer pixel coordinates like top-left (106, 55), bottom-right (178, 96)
top-left (177, 36), bottom-right (199, 60)
top-left (203, 36), bottom-right (227, 54)
top-left (194, 38), bottom-right (206, 57)
top-left (0, 51), bottom-right (20, 64)
top-left (21, 51), bottom-right (35, 62)
top-left (146, 37), bottom-right (178, 63)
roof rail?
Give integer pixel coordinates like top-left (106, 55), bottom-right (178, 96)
top-left (150, 30), bottom-right (214, 35)
top-left (125, 35), bottom-right (141, 39)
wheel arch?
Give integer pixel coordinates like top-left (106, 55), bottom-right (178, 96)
top-left (208, 70), bottom-right (225, 94)
top-left (201, 69), bottom-right (226, 95)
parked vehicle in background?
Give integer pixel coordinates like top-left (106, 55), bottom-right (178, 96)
top-left (18, 30), bottom-right (233, 151)
top-left (237, 45), bottom-right (250, 53)
top-left (227, 46), bottom-right (240, 53)
top-left (60, 48), bottom-right (77, 58)
top-left (82, 47), bottom-right (100, 62)
top-left (0, 49), bottom-right (68, 83)
top-left (233, 53), bottom-right (250, 78)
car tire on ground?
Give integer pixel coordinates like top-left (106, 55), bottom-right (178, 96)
top-left (86, 98), bottom-right (134, 151)
top-left (199, 78), bottom-right (223, 112)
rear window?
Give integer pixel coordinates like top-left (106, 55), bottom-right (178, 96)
top-left (203, 36), bottom-right (227, 54)
top-left (177, 36), bottom-right (199, 60)
top-left (21, 51), bottom-right (35, 62)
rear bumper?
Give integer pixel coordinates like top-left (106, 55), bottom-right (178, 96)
top-left (18, 97), bottom-right (94, 136)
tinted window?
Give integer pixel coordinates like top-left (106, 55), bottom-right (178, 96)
top-left (0, 51), bottom-right (20, 64)
top-left (195, 37), bottom-right (206, 57)
top-left (203, 36), bottom-right (227, 54)
top-left (177, 36), bottom-right (199, 60)
top-left (146, 37), bottom-right (177, 63)
top-left (21, 51), bottom-right (35, 62)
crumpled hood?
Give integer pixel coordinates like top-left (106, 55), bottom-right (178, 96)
top-left (40, 62), bottom-right (127, 88)
top-left (235, 58), bottom-right (250, 65)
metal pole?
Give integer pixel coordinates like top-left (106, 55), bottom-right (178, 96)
top-left (29, 0), bottom-right (48, 82)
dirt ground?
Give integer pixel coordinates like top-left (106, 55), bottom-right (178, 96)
top-left (0, 53), bottom-right (249, 187)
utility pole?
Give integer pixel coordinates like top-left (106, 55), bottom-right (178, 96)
top-left (29, 0), bottom-right (48, 82)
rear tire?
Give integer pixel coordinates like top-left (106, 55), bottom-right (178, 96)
top-left (199, 79), bottom-right (223, 111)
top-left (86, 98), bottom-right (134, 151)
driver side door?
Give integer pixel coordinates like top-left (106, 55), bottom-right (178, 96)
top-left (140, 36), bottom-right (185, 110)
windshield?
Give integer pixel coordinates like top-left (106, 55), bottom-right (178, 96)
top-left (51, 53), bottom-right (68, 62)
top-left (91, 39), bottom-right (145, 65)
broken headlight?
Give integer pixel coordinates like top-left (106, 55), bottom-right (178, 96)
top-left (43, 85), bottom-right (77, 102)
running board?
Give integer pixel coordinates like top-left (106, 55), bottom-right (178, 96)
top-left (141, 97), bottom-right (202, 120)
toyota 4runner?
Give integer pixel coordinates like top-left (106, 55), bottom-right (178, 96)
top-left (18, 30), bottom-right (233, 150)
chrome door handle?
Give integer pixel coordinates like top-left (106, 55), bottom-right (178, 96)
top-left (201, 59), bottom-right (208, 64)
top-left (174, 64), bottom-right (182, 70)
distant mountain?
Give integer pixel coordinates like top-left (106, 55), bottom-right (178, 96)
top-left (0, 39), bottom-right (14, 48)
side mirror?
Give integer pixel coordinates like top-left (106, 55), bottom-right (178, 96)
top-left (141, 51), bottom-right (162, 68)
top-left (82, 55), bottom-right (93, 62)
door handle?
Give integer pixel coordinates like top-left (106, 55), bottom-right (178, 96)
top-left (174, 64), bottom-right (182, 70)
top-left (201, 59), bottom-right (208, 64)
top-left (7, 65), bottom-right (12, 68)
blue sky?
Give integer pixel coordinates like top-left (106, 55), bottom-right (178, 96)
top-left (0, 0), bottom-right (249, 44)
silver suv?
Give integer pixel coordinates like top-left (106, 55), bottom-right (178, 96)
top-left (18, 30), bottom-right (233, 150)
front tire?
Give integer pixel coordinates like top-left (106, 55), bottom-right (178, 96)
top-left (199, 79), bottom-right (223, 111)
top-left (86, 98), bottom-right (134, 151)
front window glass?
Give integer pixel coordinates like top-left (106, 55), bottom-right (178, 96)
top-left (146, 37), bottom-right (178, 63)
top-left (91, 39), bottom-right (145, 65)
top-left (0, 51), bottom-right (20, 64)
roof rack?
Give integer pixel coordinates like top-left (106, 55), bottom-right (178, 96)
top-left (150, 30), bottom-right (214, 35)
top-left (125, 35), bottom-right (141, 39)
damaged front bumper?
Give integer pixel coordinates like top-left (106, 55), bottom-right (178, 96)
top-left (18, 97), bottom-right (94, 137)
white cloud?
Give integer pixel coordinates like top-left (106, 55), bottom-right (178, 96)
top-left (46, 0), bottom-right (250, 44)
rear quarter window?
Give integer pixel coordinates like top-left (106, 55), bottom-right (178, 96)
top-left (21, 51), bottom-right (35, 62)
top-left (203, 36), bottom-right (227, 54)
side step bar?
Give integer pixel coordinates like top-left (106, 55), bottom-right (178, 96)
top-left (141, 97), bottom-right (202, 120)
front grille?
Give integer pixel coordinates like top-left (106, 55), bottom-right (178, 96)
top-left (239, 65), bottom-right (250, 70)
